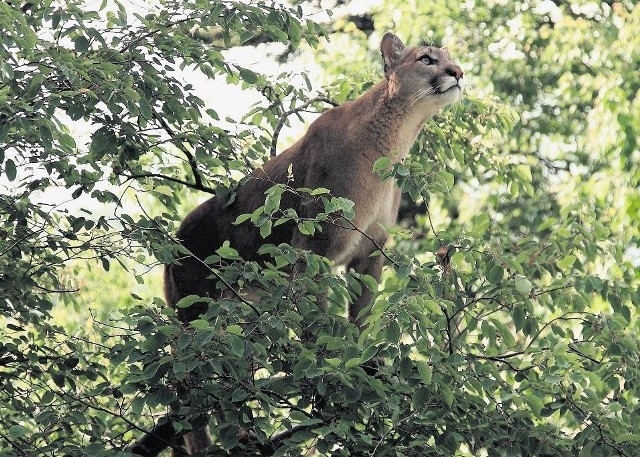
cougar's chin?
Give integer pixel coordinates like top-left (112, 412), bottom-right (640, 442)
top-left (433, 85), bottom-right (462, 105)
top-left (437, 78), bottom-right (465, 104)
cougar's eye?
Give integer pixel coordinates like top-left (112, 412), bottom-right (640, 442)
top-left (419, 55), bottom-right (436, 65)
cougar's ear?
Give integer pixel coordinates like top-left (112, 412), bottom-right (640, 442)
top-left (380, 32), bottom-right (406, 77)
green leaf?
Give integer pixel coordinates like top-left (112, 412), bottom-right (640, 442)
top-left (525, 393), bottom-right (544, 417)
top-left (325, 358), bottom-right (341, 366)
top-left (288, 20), bottom-right (302, 46)
top-left (239, 68), bottom-right (258, 84)
top-left (234, 213), bottom-right (252, 225)
top-left (373, 157), bottom-right (391, 173)
top-left (231, 388), bottom-right (248, 402)
top-left (344, 357), bottom-right (361, 368)
top-left (4, 158), bottom-right (16, 181)
top-left (297, 221), bottom-right (315, 235)
top-left (174, 295), bottom-right (203, 309)
top-left (412, 387), bottom-right (430, 409)
top-left (537, 217), bottom-right (557, 232)
top-left (491, 318), bottom-right (515, 346)
top-left (514, 275), bottom-right (532, 295)
top-left (395, 164), bottom-right (410, 176)
top-left (310, 187), bottom-right (330, 196)
top-left (416, 361), bottom-right (432, 384)
top-left (84, 443), bottom-right (106, 454)
top-left (226, 324), bottom-right (243, 336)
top-left (334, 197), bottom-right (355, 219)
top-left (141, 362), bottom-right (160, 379)
top-left (360, 345), bottom-right (378, 363)
top-left (131, 396), bottom-right (146, 416)
top-left (385, 319), bottom-right (401, 342)
top-left (579, 442), bottom-right (595, 457)
top-left (152, 185), bottom-right (173, 197)
top-left (177, 333), bottom-right (192, 351)
top-left (557, 254), bottom-right (576, 270)
top-left (8, 425), bottom-right (30, 439)
top-left (216, 241), bottom-right (241, 260)
top-left (512, 304), bottom-right (526, 332)
top-left (263, 186), bottom-right (282, 214)
top-left (515, 164), bottom-right (532, 182)
top-left (473, 213), bottom-right (490, 236)
top-left (0, 62), bottom-right (14, 80)
top-left (360, 274), bottom-right (378, 293)
top-left (90, 127), bottom-right (117, 159)
top-left (229, 334), bottom-right (245, 357)
top-left (139, 98), bottom-right (153, 119)
top-left (239, 31), bottom-right (254, 44)
top-left (441, 171), bottom-right (454, 190)
top-left (190, 319), bottom-right (209, 330)
top-left (441, 386), bottom-right (454, 407)
top-left (39, 125), bottom-right (53, 149)
top-left (616, 433), bottom-right (640, 443)
top-left (74, 35), bottom-right (90, 52)
top-left (260, 219), bottom-right (273, 238)
top-left (487, 262), bottom-right (504, 284)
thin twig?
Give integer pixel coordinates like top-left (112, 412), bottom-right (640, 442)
top-left (121, 171), bottom-right (216, 194)
top-left (253, 175), bottom-right (403, 270)
top-left (369, 412), bottom-right (417, 456)
top-left (133, 196), bottom-right (260, 316)
top-left (153, 113), bottom-right (206, 190)
top-left (270, 97), bottom-right (337, 157)
top-left (57, 390), bottom-right (184, 454)
top-left (120, 16), bottom-right (197, 53)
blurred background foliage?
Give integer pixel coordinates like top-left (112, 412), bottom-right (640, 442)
top-left (0, 0), bottom-right (638, 456)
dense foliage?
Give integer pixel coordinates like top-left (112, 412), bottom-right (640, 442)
top-left (1, 1), bottom-right (638, 456)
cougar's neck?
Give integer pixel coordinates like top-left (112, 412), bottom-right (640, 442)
top-left (355, 81), bottom-right (440, 162)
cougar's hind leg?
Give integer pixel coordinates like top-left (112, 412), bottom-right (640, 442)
top-left (182, 427), bottom-right (212, 455)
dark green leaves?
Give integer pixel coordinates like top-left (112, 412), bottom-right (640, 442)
top-left (4, 158), bottom-right (16, 181)
top-left (0, 0), bottom-right (328, 453)
top-left (74, 35), bottom-right (90, 53)
top-left (90, 127), bottom-right (117, 159)
top-left (1, 1), bottom-right (638, 456)
top-left (238, 67), bottom-right (259, 84)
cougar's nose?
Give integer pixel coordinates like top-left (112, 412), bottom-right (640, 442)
top-left (446, 64), bottom-right (464, 81)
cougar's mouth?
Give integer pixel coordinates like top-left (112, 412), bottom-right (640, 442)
top-left (436, 77), bottom-right (465, 95)
top-left (441, 85), bottom-right (460, 94)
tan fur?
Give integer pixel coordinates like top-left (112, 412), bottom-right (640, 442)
top-left (166, 32), bottom-right (464, 454)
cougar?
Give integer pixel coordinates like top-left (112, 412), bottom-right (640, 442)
top-left (162, 32), bottom-right (464, 455)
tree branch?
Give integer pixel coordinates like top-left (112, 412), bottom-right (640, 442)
top-left (133, 196), bottom-right (261, 316)
top-left (121, 171), bottom-right (216, 194)
top-left (120, 16), bottom-right (197, 53)
top-left (153, 112), bottom-right (206, 190)
top-left (270, 97), bottom-right (337, 157)
top-left (255, 423), bottom-right (323, 456)
top-left (55, 390), bottom-right (187, 456)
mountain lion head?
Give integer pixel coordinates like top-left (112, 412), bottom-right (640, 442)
top-left (380, 32), bottom-right (465, 108)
